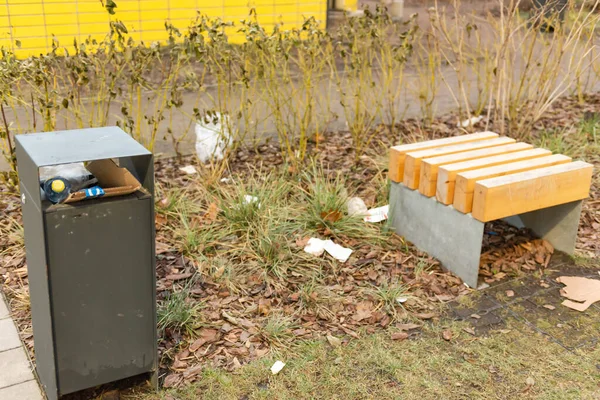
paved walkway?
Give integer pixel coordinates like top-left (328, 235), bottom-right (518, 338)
top-left (0, 293), bottom-right (43, 400)
top-left (449, 253), bottom-right (600, 351)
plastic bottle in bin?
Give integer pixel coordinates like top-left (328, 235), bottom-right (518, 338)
top-left (41, 177), bottom-right (71, 204)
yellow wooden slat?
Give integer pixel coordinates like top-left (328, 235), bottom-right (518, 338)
top-left (419, 142), bottom-right (532, 197)
top-left (403, 137), bottom-right (515, 190)
top-left (387, 132), bottom-right (498, 183)
top-left (471, 161), bottom-right (593, 222)
top-left (453, 154), bottom-right (572, 214)
top-left (436, 148), bottom-right (552, 205)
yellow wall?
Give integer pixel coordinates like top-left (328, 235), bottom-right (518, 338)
top-left (0, 0), bottom-right (328, 58)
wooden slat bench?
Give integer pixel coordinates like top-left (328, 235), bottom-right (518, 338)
top-left (388, 132), bottom-right (594, 287)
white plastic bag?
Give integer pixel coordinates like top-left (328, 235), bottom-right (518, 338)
top-left (195, 112), bottom-right (233, 163)
top-left (39, 162), bottom-right (95, 191)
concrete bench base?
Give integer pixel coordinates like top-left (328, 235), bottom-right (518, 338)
top-left (389, 182), bottom-right (583, 288)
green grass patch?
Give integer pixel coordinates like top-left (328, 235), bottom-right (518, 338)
top-left (128, 318), bottom-right (600, 399)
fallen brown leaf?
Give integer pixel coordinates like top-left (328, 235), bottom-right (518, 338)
top-left (171, 359), bottom-right (187, 370)
top-left (155, 241), bottom-right (173, 255)
top-left (435, 294), bottom-right (455, 302)
top-left (258, 299), bottom-right (271, 316)
top-left (213, 265), bottom-right (226, 279)
top-left (442, 329), bottom-right (453, 341)
top-left (101, 389), bottom-right (120, 400)
top-left (352, 301), bottom-right (373, 322)
top-left (222, 311), bottom-right (238, 325)
top-left (231, 357), bottom-right (242, 370)
top-left (295, 237), bottom-right (311, 248)
top-left (463, 327), bottom-right (476, 335)
top-left (165, 273), bottom-right (193, 281)
top-left (414, 312), bottom-right (437, 320)
top-left (182, 365), bottom-right (203, 380)
top-left (190, 328), bottom-right (219, 352)
top-left (397, 323), bottom-right (421, 331)
top-left (205, 203), bottom-right (219, 222)
top-left (163, 373), bottom-right (182, 388)
top-left (321, 210), bottom-right (343, 223)
top-left (326, 335), bottom-right (342, 348)
top-left (391, 331), bottom-right (409, 341)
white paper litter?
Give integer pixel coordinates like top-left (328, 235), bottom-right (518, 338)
top-left (347, 197), bottom-right (368, 216)
top-left (323, 240), bottom-right (353, 262)
top-left (220, 177), bottom-right (230, 183)
top-left (458, 116), bottom-right (484, 128)
top-left (364, 205), bottom-right (389, 223)
top-left (243, 195), bottom-right (259, 205)
top-left (303, 238), bottom-right (353, 262)
top-left (271, 360), bottom-right (286, 375)
top-left (396, 297), bottom-right (408, 304)
top-left (303, 238), bottom-right (326, 257)
top-left (179, 165), bottom-right (198, 175)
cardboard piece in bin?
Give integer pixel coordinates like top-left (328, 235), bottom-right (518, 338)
top-left (64, 159), bottom-right (142, 203)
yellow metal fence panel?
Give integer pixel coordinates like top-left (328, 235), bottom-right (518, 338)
top-left (0, 0), bottom-right (327, 58)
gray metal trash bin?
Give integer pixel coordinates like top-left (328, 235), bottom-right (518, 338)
top-left (15, 127), bottom-right (157, 399)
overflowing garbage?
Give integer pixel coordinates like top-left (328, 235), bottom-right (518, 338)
top-left (38, 160), bottom-right (142, 205)
top-left (39, 163), bottom-right (99, 204)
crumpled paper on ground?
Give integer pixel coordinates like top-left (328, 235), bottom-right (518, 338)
top-left (303, 238), bottom-right (353, 262)
top-left (457, 116), bottom-right (484, 128)
top-left (347, 197), bottom-right (368, 216)
top-left (364, 205), bottom-right (389, 223)
top-left (179, 165), bottom-right (198, 175)
top-left (271, 360), bottom-right (286, 375)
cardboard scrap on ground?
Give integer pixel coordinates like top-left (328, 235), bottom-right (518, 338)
top-left (557, 276), bottom-right (600, 312)
top-left (303, 238), bottom-right (353, 262)
top-left (364, 205), bottom-right (389, 223)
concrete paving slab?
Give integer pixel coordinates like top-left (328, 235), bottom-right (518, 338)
top-left (0, 348), bottom-right (34, 388)
top-left (0, 380), bottom-right (43, 400)
top-left (0, 299), bottom-right (9, 320)
top-left (0, 319), bottom-right (21, 352)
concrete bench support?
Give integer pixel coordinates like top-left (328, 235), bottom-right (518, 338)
top-left (389, 182), bottom-right (583, 288)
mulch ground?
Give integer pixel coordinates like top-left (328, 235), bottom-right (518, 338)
top-left (0, 94), bottom-right (598, 394)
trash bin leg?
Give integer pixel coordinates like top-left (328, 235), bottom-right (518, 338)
top-left (389, 182), bottom-right (484, 288)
